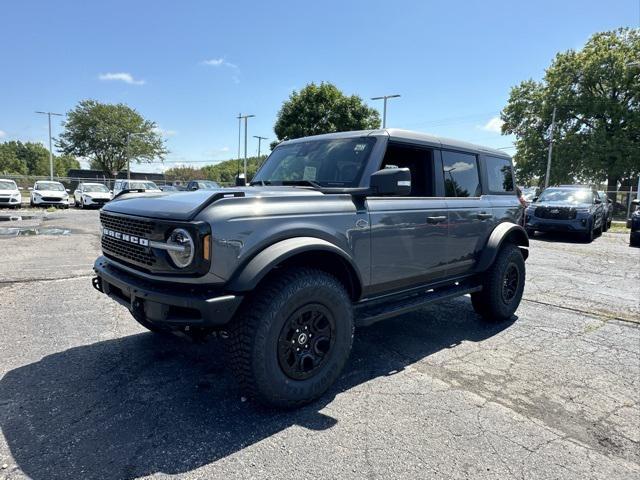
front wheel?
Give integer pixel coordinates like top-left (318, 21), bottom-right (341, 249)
top-left (471, 243), bottom-right (525, 322)
top-left (227, 268), bottom-right (354, 408)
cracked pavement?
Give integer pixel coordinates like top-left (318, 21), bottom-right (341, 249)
top-left (0, 209), bottom-right (638, 479)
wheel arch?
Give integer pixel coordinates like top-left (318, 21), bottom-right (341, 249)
top-left (227, 237), bottom-right (363, 300)
top-left (475, 222), bottom-right (529, 273)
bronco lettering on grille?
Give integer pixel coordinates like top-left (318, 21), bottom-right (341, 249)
top-left (102, 228), bottom-right (149, 246)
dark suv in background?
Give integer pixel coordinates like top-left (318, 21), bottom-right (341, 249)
top-left (525, 185), bottom-right (605, 242)
top-left (93, 129), bottom-right (528, 407)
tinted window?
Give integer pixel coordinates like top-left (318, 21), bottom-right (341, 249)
top-left (442, 151), bottom-right (480, 197)
top-left (486, 156), bottom-right (514, 193)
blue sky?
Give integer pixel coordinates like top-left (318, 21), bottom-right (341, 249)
top-left (0, 0), bottom-right (636, 172)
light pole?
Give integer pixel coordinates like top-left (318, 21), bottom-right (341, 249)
top-left (253, 135), bottom-right (268, 159)
top-left (238, 114), bottom-right (255, 179)
top-left (236, 113), bottom-right (242, 178)
top-left (544, 106), bottom-right (557, 189)
top-left (125, 132), bottom-right (145, 181)
top-left (370, 94), bottom-right (401, 128)
top-left (35, 111), bottom-right (63, 180)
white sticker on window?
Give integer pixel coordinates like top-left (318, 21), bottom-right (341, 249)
top-left (354, 143), bottom-right (367, 152)
top-left (303, 166), bottom-right (317, 180)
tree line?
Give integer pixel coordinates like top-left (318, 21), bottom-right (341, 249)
top-left (0, 141), bottom-right (79, 176)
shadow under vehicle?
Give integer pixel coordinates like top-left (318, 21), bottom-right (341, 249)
top-left (0, 305), bottom-right (515, 480)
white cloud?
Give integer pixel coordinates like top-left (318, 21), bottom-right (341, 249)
top-left (98, 72), bottom-right (145, 85)
top-left (201, 58), bottom-right (240, 83)
top-left (481, 116), bottom-right (504, 133)
top-left (0, 130), bottom-right (6, 138)
top-left (220, 146), bottom-right (230, 152)
top-left (153, 126), bottom-right (177, 137)
top-left (447, 161), bottom-right (474, 172)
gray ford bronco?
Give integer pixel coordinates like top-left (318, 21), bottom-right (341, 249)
top-left (93, 129), bottom-right (528, 407)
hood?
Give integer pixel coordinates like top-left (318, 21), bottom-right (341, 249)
top-left (33, 190), bottom-right (67, 196)
top-left (0, 189), bottom-right (19, 195)
top-left (103, 186), bottom-right (324, 220)
top-left (82, 191), bottom-right (112, 198)
top-left (531, 201), bottom-right (592, 209)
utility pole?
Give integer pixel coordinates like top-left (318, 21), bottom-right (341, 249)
top-left (253, 135), bottom-right (268, 159)
top-left (370, 94), bottom-right (401, 128)
top-left (35, 111), bottom-right (63, 180)
top-left (544, 106), bottom-right (557, 189)
top-left (238, 114), bottom-right (255, 179)
top-left (236, 113), bottom-right (242, 177)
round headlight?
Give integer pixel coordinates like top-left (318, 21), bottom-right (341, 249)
top-left (167, 228), bottom-right (194, 268)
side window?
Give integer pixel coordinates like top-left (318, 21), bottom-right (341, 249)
top-left (442, 151), bottom-right (481, 197)
top-left (379, 142), bottom-right (433, 196)
top-left (486, 156), bottom-right (514, 193)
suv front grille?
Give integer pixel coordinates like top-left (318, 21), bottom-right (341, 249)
top-left (102, 235), bottom-right (156, 266)
top-left (535, 207), bottom-right (577, 220)
top-left (100, 211), bottom-right (154, 237)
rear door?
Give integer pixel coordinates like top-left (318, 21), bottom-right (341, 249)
top-left (442, 150), bottom-right (494, 276)
top-left (367, 143), bottom-right (449, 295)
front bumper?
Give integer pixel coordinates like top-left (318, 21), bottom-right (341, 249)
top-left (32, 196), bottom-right (68, 206)
top-left (526, 217), bottom-right (590, 233)
top-left (93, 256), bottom-right (243, 328)
top-left (83, 196), bottom-right (111, 206)
top-left (0, 196), bottom-right (21, 206)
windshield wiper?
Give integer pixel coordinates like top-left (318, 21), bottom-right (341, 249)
top-left (281, 180), bottom-right (323, 189)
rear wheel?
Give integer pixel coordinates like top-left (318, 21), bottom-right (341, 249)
top-left (602, 217), bottom-right (609, 232)
top-left (471, 243), bottom-right (525, 322)
top-left (227, 268), bottom-right (354, 408)
top-left (525, 228), bottom-right (535, 238)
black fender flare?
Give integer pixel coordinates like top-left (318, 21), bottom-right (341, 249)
top-left (475, 222), bottom-right (529, 273)
top-left (227, 237), bottom-right (362, 294)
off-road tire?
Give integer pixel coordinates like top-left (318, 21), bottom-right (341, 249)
top-left (602, 219), bottom-right (608, 232)
top-left (631, 235), bottom-right (640, 247)
top-left (226, 267), bottom-right (354, 408)
top-left (471, 243), bottom-right (525, 322)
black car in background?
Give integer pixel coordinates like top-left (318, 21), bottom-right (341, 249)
top-left (629, 199), bottom-right (640, 247)
top-left (525, 185), bottom-right (605, 242)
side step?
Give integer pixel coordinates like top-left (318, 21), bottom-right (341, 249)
top-left (354, 282), bottom-right (482, 327)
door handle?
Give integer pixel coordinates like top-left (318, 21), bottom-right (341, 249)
top-left (427, 216), bottom-right (447, 224)
top-left (477, 213), bottom-right (493, 220)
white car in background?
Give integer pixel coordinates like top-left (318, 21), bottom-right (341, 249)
top-left (73, 182), bottom-right (112, 208)
top-left (0, 179), bottom-right (22, 209)
top-left (30, 180), bottom-right (70, 208)
top-left (112, 180), bottom-right (162, 196)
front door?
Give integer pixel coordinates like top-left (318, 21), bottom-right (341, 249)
top-left (367, 142), bottom-right (449, 295)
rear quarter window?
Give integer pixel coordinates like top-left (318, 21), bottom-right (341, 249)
top-left (486, 156), bottom-right (515, 193)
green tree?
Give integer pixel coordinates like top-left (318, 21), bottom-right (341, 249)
top-left (272, 82), bottom-right (380, 148)
top-left (0, 142), bottom-right (28, 175)
top-left (58, 100), bottom-right (168, 177)
top-left (502, 28), bottom-right (640, 190)
top-left (54, 154), bottom-right (80, 176)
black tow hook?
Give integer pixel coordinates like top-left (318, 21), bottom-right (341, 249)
top-left (91, 276), bottom-right (103, 293)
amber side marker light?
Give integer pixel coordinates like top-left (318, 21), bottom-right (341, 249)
top-left (202, 234), bottom-right (211, 261)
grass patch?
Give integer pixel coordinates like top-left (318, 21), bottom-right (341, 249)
top-left (608, 223), bottom-right (630, 234)
top-left (46, 206), bottom-right (57, 213)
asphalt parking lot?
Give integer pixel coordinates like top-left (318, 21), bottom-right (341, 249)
top-left (0, 208), bottom-right (638, 480)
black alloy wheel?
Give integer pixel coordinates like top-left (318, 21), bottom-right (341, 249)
top-left (277, 304), bottom-right (335, 380)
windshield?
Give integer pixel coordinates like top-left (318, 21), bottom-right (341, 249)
top-left (0, 180), bottom-right (17, 190)
top-left (197, 181), bottom-right (220, 189)
top-left (126, 181), bottom-right (159, 190)
top-left (521, 187), bottom-right (537, 201)
top-left (538, 188), bottom-right (593, 204)
top-left (252, 137), bottom-right (377, 187)
top-left (36, 182), bottom-right (64, 191)
top-left (83, 184), bottom-right (109, 193)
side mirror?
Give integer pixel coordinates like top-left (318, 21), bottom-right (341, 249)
top-left (235, 174), bottom-right (247, 187)
top-left (594, 198), bottom-right (602, 204)
top-left (532, 196), bottom-right (538, 202)
top-left (66, 188), bottom-right (71, 193)
top-left (28, 187), bottom-right (33, 191)
top-left (369, 168), bottom-right (411, 196)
